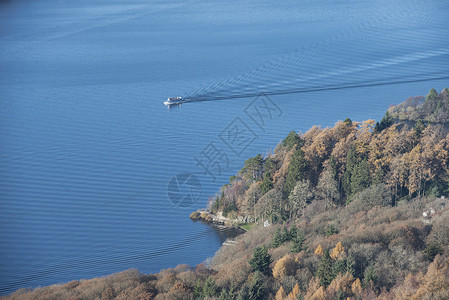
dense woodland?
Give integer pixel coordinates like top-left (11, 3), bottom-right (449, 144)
top-left (5, 89), bottom-right (449, 300)
top-left (388, 88), bottom-right (449, 123)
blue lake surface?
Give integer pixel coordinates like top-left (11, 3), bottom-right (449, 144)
top-left (1, 0), bottom-right (448, 294)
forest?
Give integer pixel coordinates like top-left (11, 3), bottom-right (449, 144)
top-left (4, 88), bottom-right (449, 300)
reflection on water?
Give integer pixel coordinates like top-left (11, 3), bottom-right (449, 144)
top-left (191, 220), bottom-right (246, 244)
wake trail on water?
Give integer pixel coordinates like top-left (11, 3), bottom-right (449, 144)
top-left (181, 9), bottom-right (449, 104)
top-left (182, 47), bottom-right (449, 104)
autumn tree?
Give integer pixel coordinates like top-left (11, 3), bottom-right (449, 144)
top-left (275, 286), bottom-right (287, 300)
top-left (273, 254), bottom-right (296, 279)
top-left (330, 242), bottom-right (345, 260)
top-left (244, 182), bottom-right (261, 217)
top-left (351, 278), bottom-right (362, 296)
top-left (288, 283), bottom-right (300, 299)
top-left (316, 168), bottom-right (340, 208)
top-left (255, 189), bottom-right (282, 223)
top-left (287, 179), bottom-right (313, 218)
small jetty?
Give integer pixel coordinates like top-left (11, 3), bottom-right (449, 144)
top-left (222, 239), bottom-right (238, 246)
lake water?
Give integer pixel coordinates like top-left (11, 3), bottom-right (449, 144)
top-left (1, 0), bottom-right (448, 294)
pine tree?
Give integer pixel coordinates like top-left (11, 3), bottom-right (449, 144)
top-left (194, 279), bottom-right (203, 299)
top-left (284, 148), bottom-right (308, 198)
top-left (219, 282), bottom-right (237, 300)
top-left (249, 245), bottom-right (273, 274)
top-left (316, 250), bottom-right (335, 287)
top-left (350, 159), bottom-right (370, 196)
top-left (202, 276), bottom-right (218, 298)
top-left (260, 171), bottom-right (273, 195)
top-left (363, 263), bottom-right (378, 288)
top-left (248, 271), bottom-right (266, 300)
top-left (332, 256), bottom-right (354, 277)
top-left (343, 147), bottom-right (358, 197)
top-left (291, 230), bottom-right (307, 253)
top-left (236, 285), bottom-right (249, 300)
top-left (272, 228), bottom-right (284, 248)
top-left (425, 88), bottom-right (438, 102)
top-left (282, 131), bottom-right (301, 149)
top-left (242, 154), bottom-right (265, 181)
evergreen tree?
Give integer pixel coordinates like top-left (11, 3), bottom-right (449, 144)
top-left (374, 111), bottom-right (394, 132)
top-left (272, 226), bottom-right (296, 248)
top-left (194, 277), bottom-right (219, 299)
top-left (219, 282), bottom-right (237, 300)
top-left (332, 256), bottom-right (355, 277)
top-left (202, 276), bottom-right (219, 298)
top-left (350, 159), bottom-right (370, 196)
top-left (316, 250), bottom-right (335, 287)
top-left (284, 148), bottom-right (308, 198)
top-left (363, 263), bottom-right (378, 288)
top-left (260, 172), bottom-right (273, 195)
top-left (289, 226), bottom-right (298, 240)
top-left (242, 154), bottom-right (265, 181)
top-left (291, 230), bottom-right (307, 253)
top-left (281, 226), bottom-right (290, 242)
top-left (249, 246), bottom-right (273, 274)
top-left (425, 88), bottom-right (438, 102)
top-left (194, 279), bottom-right (203, 299)
top-left (326, 224), bottom-right (338, 236)
top-left (236, 285), bottom-right (249, 300)
top-left (272, 228), bottom-right (284, 248)
top-left (264, 157), bottom-right (278, 175)
top-left (248, 271), bottom-right (266, 300)
top-left (343, 147), bottom-right (358, 197)
top-left (423, 242), bottom-right (443, 261)
top-left (282, 130), bottom-right (301, 149)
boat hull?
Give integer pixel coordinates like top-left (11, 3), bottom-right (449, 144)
top-left (164, 100), bottom-right (185, 105)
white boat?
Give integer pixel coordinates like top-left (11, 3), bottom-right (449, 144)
top-left (164, 96), bottom-right (184, 105)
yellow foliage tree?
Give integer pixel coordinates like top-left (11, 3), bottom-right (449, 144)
top-left (351, 278), bottom-right (362, 296)
top-left (304, 277), bottom-right (321, 300)
top-left (276, 286), bottom-right (287, 300)
top-left (308, 286), bottom-right (326, 300)
top-left (288, 283), bottom-right (300, 299)
top-left (330, 241), bottom-right (345, 260)
top-left (412, 255), bottom-right (449, 299)
top-left (273, 255), bottom-right (296, 279)
top-left (327, 272), bottom-right (354, 296)
top-left (314, 244), bottom-right (324, 256)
